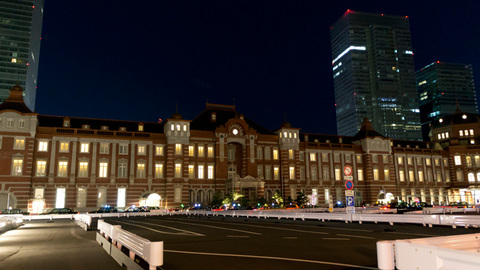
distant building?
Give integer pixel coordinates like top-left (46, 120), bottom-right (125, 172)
top-left (4, 84), bottom-right (480, 213)
top-left (0, 0), bottom-right (44, 111)
top-left (330, 10), bottom-right (422, 141)
top-left (417, 61), bottom-right (478, 140)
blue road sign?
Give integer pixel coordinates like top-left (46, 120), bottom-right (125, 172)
top-left (347, 196), bottom-right (355, 207)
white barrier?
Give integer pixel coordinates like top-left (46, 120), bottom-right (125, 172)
top-left (97, 219), bottom-right (163, 270)
top-left (0, 215), bottom-right (23, 233)
top-left (377, 233), bottom-right (480, 270)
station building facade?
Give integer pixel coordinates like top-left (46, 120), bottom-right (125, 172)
top-left (0, 85), bottom-right (478, 213)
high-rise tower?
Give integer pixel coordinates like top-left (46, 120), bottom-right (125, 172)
top-left (417, 61), bottom-right (478, 140)
top-left (0, 0), bottom-right (44, 111)
top-left (330, 10), bottom-right (422, 140)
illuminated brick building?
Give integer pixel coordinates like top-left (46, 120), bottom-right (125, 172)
top-left (0, 85), bottom-right (477, 213)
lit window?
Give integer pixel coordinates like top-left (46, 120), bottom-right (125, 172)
top-left (208, 146), bottom-right (214, 158)
top-left (175, 144), bottom-right (182, 155)
top-left (137, 163), bottom-right (145, 178)
top-left (155, 145), bottom-right (164, 156)
top-left (273, 149), bottom-right (279, 160)
top-left (397, 157), bottom-right (403, 165)
top-left (99, 162), bottom-right (108, 177)
top-left (58, 161), bottom-right (68, 177)
top-left (183, 125), bottom-right (187, 132)
top-left (138, 124), bottom-right (144, 132)
top-left (310, 153), bottom-right (316, 161)
top-left (12, 158), bottom-right (23, 175)
top-left (288, 149), bottom-right (294, 159)
top-left (373, 169), bottom-right (379, 180)
top-left (78, 162), bottom-right (88, 177)
top-left (60, 142), bottom-right (69, 152)
top-left (38, 141), bottom-right (48, 152)
top-left (138, 145), bottom-right (146, 155)
top-left (171, 124), bottom-right (174, 131)
top-left (465, 130), bottom-right (469, 136)
top-left (117, 188), bottom-right (126, 208)
top-left (408, 157), bottom-right (413, 165)
top-left (188, 165), bottom-right (194, 178)
top-left (418, 171), bottom-right (424, 182)
top-left (468, 173), bottom-right (475, 183)
top-left (470, 129), bottom-right (474, 136)
top-left (426, 158), bottom-right (431, 166)
top-left (274, 166), bottom-right (279, 180)
top-left (454, 156), bottom-right (461, 165)
top-left (188, 146), bottom-right (194, 156)
top-left (358, 169), bottom-right (364, 181)
top-left (36, 160), bottom-right (46, 176)
top-left (155, 164), bottom-right (163, 178)
top-left (198, 146), bottom-right (204, 157)
top-left (399, 170), bottom-right (405, 182)
top-left (176, 124), bottom-right (180, 131)
top-left (335, 168), bottom-right (341, 180)
top-left (175, 163), bottom-right (182, 178)
top-left (198, 165), bottom-right (204, 179)
top-left (289, 166), bottom-right (295, 179)
top-left (14, 138), bottom-right (25, 150)
top-left (208, 165), bottom-right (214, 179)
top-left (384, 168), bottom-right (389, 180)
top-left (460, 130), bottom-right (464, 136)
top-left (356, 155), bottom-right (362, 163)
top-left (409, 170), bottom-right (414, 182)
top-left (466, 156), bottom-right (472, 167)
top-left (55, 188), bottom-right (66, 208)
top-left (80, 143), bottom-right (89, 153)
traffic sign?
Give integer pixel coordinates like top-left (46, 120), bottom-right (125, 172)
top-left (344, 176), bottom-right (353, 180)
top-left (344, 165), bottom-right (353, 176)
top-left (346, 196), bottom-right (355, 207)
top-left (345, 179), bottom-right (354, 190)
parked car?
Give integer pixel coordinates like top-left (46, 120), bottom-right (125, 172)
top-left (0, 208), bottom-right (29, 215)
top-left (448, 202), bottom-right (469, 208)
top-left (89, 206), bottom-right (119, 213)
top-left (386, 202), bottom-right (419, 213)
top-left (285, 204), bottom-right (299, 209)
top-left (43, 208), bottom-right (77, 215)
top-left (125, 206), bottom-right (150, 212)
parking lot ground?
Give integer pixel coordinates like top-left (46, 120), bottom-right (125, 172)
top-left (101, 215), bottom-right (479, 269)
top-left (0, 220), bottom-right (121, 270)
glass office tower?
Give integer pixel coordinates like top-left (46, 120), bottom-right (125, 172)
top-left (417, 61), bottom-right (478, 140)
top-left (0, 0), bottom-right (44, 111)
top-left (330, 10), bottom-right (422, 140)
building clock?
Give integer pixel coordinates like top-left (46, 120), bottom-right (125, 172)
top-left (232, 128), bottom-right (239, 135)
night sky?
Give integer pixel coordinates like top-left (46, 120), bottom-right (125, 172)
top-left (36, 0), bottom-right (480, 135)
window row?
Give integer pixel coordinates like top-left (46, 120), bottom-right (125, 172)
top-left (397, 156), bottom-right (446, 166)
top-left (31, 160), bottom-right (213, 179)
top-left (35, 141), bottom-right (167, 156)
top-left (454, 155), bottom-right (480, 168)
top-left (459, 129), bottom-right (474, 137)
top-left (0, 117), bottom-right (26, 129)
top-left (398, 169), bottom-right (450, 182)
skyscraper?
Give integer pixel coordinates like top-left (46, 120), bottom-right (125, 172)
top-left (330, 10), bottom-right (422, 140)
top-left (0, 0), bottom-right (44, 111)
top-left (417, 61), bottom-right (478, 140)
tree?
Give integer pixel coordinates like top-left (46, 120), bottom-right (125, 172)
top-left (295, 192), bottom-right (308, 207)
top-left (222, 191), bottom-right (244, 207)
top-left (272, 191), bottom-right (283, 207)
top-left (210, 191), bottom-right (224, 208)
top-left (257, 197), bottom-right (267, 207)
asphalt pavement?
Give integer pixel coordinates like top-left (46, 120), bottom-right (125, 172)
top-left (0, 219), bottom-right (121, 270)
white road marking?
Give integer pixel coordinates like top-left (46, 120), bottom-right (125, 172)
top-left (115, 220), bottom-right (205, 236)
top-left (164, 249), bottom-right (376, 269)
top-left (336, 234), bottom-right (376, 239)
top-left (289, 223), bottom-right (374, 233)
top-left (166, 218), bottom-right (329, 235)
top-left (150, 219), bottom-right (262, 235)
